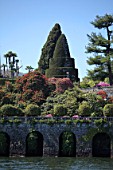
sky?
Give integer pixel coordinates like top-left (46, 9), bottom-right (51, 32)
top-left (0, 0), bottom-right (113, 80)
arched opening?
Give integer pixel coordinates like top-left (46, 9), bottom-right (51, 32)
top-left (92, 132), bottom-right (111, 157)
top-left (0, 132), bottom-right (10, 157)
top-left (59, 131), bottom-right (76, 157)
top-left (26, 131), bottom-right (43, 156)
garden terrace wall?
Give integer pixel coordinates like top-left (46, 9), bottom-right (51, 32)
top-left (0, 116), bottom-right (113, 157)
top-left (82, 87), bottom-right (113, 97)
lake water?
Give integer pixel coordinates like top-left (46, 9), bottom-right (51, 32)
top-left (0, 157), bottom-right (113, 170)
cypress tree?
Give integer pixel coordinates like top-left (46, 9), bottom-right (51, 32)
top-left (38, 23), bottom-right (61, 74)
top-left (46, 34), bottom-right (79, 81)
top-left (48, 34), bottom-right (71, 68)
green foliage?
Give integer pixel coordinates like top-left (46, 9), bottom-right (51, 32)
top-left (41, 86), bottom-right (82, 116)
top-left (45, 34), bottom-right (79, 81)
top-left (80, 77), bottom-right (96, 88)
top-left (25, 104), bottom-right (41, 116)
top-left (0, 92), bottom-right (16, 106)
top-left (54, 104), bottom-right (67, 116)
top-left (78, 101), bottom-right (91, 116)
top-left (46, 68), bottom-right (64, 78)
top-left (0, 78), bottom-right (15, 86)
top-left (1, 104), bottom-right (24, 116)
top-left (25, 66), bottom-right (34, 73)
top-left (86, 66), bottom-right (109, 82)
top-left (59, 131), bottom-right (76, 156)
top-left (49, 34), bottom-right (71, 68)
top-left (17, 100), bottom-right (27, 109)
top-left (104, 77), bottom-right (109, 84)
top-left (38, 23), bottom-right (61, 74)
top-left (26, 131), bottom-right (43, 156)
top-left (82, 92), bottom-right (105, 116)
top-left (91, 14), bottom-right (113, 28)
top-left (103, 104), bottom-right (113, 117)
top-left (86, 14), bottom-right (113, 84)
top-left (0, 89), bottom-right (5, 100)
top-left (94, 118), bottom-right (107, 126)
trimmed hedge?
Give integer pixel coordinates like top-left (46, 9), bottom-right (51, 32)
top-left (78, 101), bottom-right (91, 116)
top-left (103, 104), bottom-right (113, 117)
top-left (0, 104), bottom-right (24, 116)
top-left (54, 104), bottom-right (67, 116)
top-left (25, 104), bottom-right (41, 116)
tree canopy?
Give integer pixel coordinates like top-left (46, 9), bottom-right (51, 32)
top-left (86, 14), bottom-right (113, 84)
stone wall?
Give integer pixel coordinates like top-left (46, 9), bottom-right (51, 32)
top-left (0, 118), bottom-right (113, 157)
top-left (82, 87), bottom-right (113, 97)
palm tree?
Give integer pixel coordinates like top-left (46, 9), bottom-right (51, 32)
top-left (4, 51), bottom-right (17, 78)
top-left (4, 51), bottom-right (17, 67)
top-left (2, 64), bottom-right (7, 77)
top-left (25, 66), bottom-right (34, 73)
top-left (15, 59), bottom-right (20, 77)
top-left (0, 55), bottom-right (2, 77)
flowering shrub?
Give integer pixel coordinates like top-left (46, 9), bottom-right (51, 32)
top-left (48, 78), bottom-right (73, 93)
top-left (5, 81), bottom-right (13, 92)
top-left (0, 90), bottom-right (5, 100)
top-left (56, 78), bottom-right (73, 93)
top-left (108, 96), bottom-right (113, 103)
top-left (97, 90), bottom-right (107, 99)
top-left (15, 70), bottom-right (50, 105)
top-left (22, 89), bottom-right (34, 101)
top-left (32, 90), bottom-right (45, 105)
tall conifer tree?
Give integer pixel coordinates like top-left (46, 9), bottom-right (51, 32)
top-left (46, 34), bottom-right (79, 81)
top-left (86, 14), bottom-right (113, 85)
top-left (38, 23), bottom-right (61, 74)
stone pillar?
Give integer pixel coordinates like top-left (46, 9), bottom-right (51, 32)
top-left (43, 133), bottom-right (59, 157)
top-left (76, 137), bottom-right (92, 157)
top-left (110, 140), bottom-right (113, 158)
top-left (9, 124), bottom-right (27, 157)
top-left (10, 140), bottom-right (26, 156)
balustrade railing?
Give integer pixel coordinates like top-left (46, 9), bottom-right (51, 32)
top-left (0, 116), bottom-right (113, 123)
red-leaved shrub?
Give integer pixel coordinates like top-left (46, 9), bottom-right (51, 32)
top-left (97, 90), bottom-right (107, 99)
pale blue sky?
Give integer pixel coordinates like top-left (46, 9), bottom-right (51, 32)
top-left (0, 0), bottom-right (113, 80)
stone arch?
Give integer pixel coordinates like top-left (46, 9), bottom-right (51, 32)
top-left (0, 132), bottom-right (10, 157)
top-left (92, 132), bottom-right (111, 157)
top-left (59, 131), bottom-right (76, 157)
top-left (26, 131), bottom-right (43, 156)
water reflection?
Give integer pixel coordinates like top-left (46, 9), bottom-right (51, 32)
top-left (0, 157), bottom-right (113, 170)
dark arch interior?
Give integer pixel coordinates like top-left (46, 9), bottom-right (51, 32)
top-left (59, 131), bottom-right (76, 157)
top-left (92, 132), bottom-right (111, 157)
top-left (26, 131), bottom-right (43, 157)
top-left (0, 132), bottom-right (10, 157)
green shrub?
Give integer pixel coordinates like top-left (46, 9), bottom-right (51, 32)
top-left (0, 78), bottom-right (15, 86)
top-left (1, 104), bottom-right (24, 116)
top-left (54, 104), bottom-right (67, 116)
top-left (78, 101), bottom-right (91, 116)
top-left (60, 131), bottom-right (76, 156)
top-left (25, 104), bottom-right (41, 116)
top-left (0, 90), bottom-right (5, 100)
top-left (103, 104), bottom-right (113, 117)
